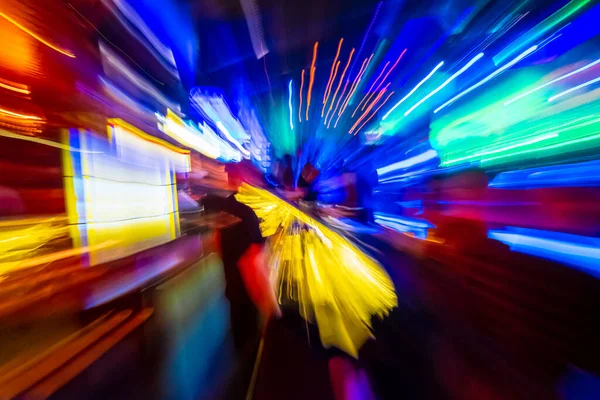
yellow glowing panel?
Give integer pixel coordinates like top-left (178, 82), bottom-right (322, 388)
top-left (236, 184), bottom-right (397, 357)
top-left (62, 127), bottom-right (182, 266)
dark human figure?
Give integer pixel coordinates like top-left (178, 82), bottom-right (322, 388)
top-left (201, 193), bottom-right (266, 399)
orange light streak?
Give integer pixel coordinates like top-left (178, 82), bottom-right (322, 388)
top-left (0, 78), bottom-right (30, 95)
top-left (0, 11), bottom-right (75, 58)
top-left (361, 49), bottom-right (406, 111)
top-left (0, 107), bottom-right (42, 120)
top-left (323, 39), bottom-right (344, 109)
top-left (350, 83), bottom-right (389, 133)
top-left (325, 48), bottom-right (355, 125)
top-left (335, 55), bottom-right (372, 127)
top-left (327, 81), bottom-right (350, 127)
top-left (353, 61), bottom-right (389, 116)
top-left (306, 42), bottom-right (319, 120)
top-left (353, 91), bottom-right (395, 136)
top-left (299, 69), bottom-right (305, 122)
top-left (322, 60), bottom-right (341, 117)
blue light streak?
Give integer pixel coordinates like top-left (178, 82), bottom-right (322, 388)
top-left (434, 45), bottom-right (538, 114)
top-left (382, 61), bottom-right (444, 120)
top-left (505, 57), bottom-right (600, 106)
top-left (404, 53), bottom-right (484, 117)
top-left (548, 75), bottom-right (600, 101)
top-left (288, 79), bottom-right (294, 130)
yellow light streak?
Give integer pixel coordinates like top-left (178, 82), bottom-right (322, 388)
top-left (236, 184), bottom-right (397, 358)
top-left (0, 11), bottom-right (75, 58)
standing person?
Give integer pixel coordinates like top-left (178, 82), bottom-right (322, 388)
top-left (200, 168), bottom-right (279, 399)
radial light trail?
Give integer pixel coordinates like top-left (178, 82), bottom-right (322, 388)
top-left (325, 49), bottom-right (355, 125)
top-left (288, 80), bottom-right (294, 130)
top-left (323, 39), bottom-right (344, 115)
top-left (404, 52), bottom-right (484, 117)
top-left (353, 91), bottom-right (395, 135)
top-left (323, 61), bottom-right (341, 117)
top-left (377, 149), bottom-right (439, 175)
top-left (362, 49), bottom-right (407, 110)
top-left (493, 0), bottom-right (593, 66)
top-left (351, 83), bottom-right (389, 133)
top-left (339, 55), bottom-right (373, 114)
top-left (335, 56), bottom-right (373, 127)
top-left (548, 75), bottom-right (600, 102)
top-left (306, 42), bottom-right (319, 120)
top-left (382, 61), bottom-right (445, 120)
top-left (0, 79), bottom-right (30, 95)
top-left (0, 108), bottom-right (42, 120)
top-left (505, 57), bottom-right (600, 106)
top-left (329, 81), bottom-right (350, 126)
top-left (434, 45), bottom-right (537, 114)
top-left (299, 69), bottom-right (305, 122)
top-left (444, 133), bottom-right (559, 165)
top-left (0, 11), bottom-right (75, 58)
top-left (356, 62), bottom-right (390, 113)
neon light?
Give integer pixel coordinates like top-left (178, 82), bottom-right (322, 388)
top-left (353, 91), bottom-right (394, 135)
top-left (216, 121), bottom-right (250, 157)
top-left (323, 60), bottom-right (342, 119)
top-left (0, 79), bottom-right (30, 94)
top-left (382, 61), bottom-right (444, 120)
top-left (548, 75), bottom-right (600, 102)
top-left (493, 0), bottom-right (593, 65)
top-left (350, 84), bottom-right (389, 133)
top-left (482, 131), bottom-right (600, 164)
top-left (505, 58), bottom-right (600, 106)
top-left (306, 42), bottom-right (318, 120)
top-left (299, 69), bottom-right (305, 122)
top-left (70, 3), bottom-right (172, 82)
top-left (100, 43), bottom-right (180, 111)
top-left (110, 0), bottom-right (177, 67)
top-left (288, 79), bottom-right (294, 130)
top-left (323, 38), bottom-right (344, 112)
top-left (377, 150), bottom-right (438, 175)
top-left (0, 11), bottom-right (75, 58)
top-left (329, 80), bottom-right (350, 126)
top-left (363, 49), bottom-right (407, 110)
top-left (434, 45), bottom-right (537, 114)
top-left (0, 108), bottom-right (42, 120)
top-left (240, 0), bottom-right (269, 59)
top-left (359, 61), bottom-right (390, 111)
top-left (374, 213), bottom-right (433, 229)
top-left (337, 55), bottom-right (373, 123)
top-left (339, 56), bottom-right (370, 114)
top-left (444, 133), bottom-right (558, 164)
top-left (325, 49), bottom-right (355, 124)
top-left (159, 110), bottom-right (220, 159)
top-left (488, 227), bottom-right (600, 275)
top-left (404, 53), bottom-right (484, 116)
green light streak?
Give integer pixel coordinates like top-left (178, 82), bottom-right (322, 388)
top-left (493, 0), bottom-right (593, 65)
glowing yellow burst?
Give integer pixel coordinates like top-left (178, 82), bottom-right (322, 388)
top-left (236, 184), bottom-right (397, 357)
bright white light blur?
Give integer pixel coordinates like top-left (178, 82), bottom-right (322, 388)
top-left (377, 150), bottom-right (438, 176)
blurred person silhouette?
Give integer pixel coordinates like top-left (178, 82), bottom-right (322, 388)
top-left (199, 162), bottom-right (279, 398)
top-left (298, 162), bottom-right (319, 202)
